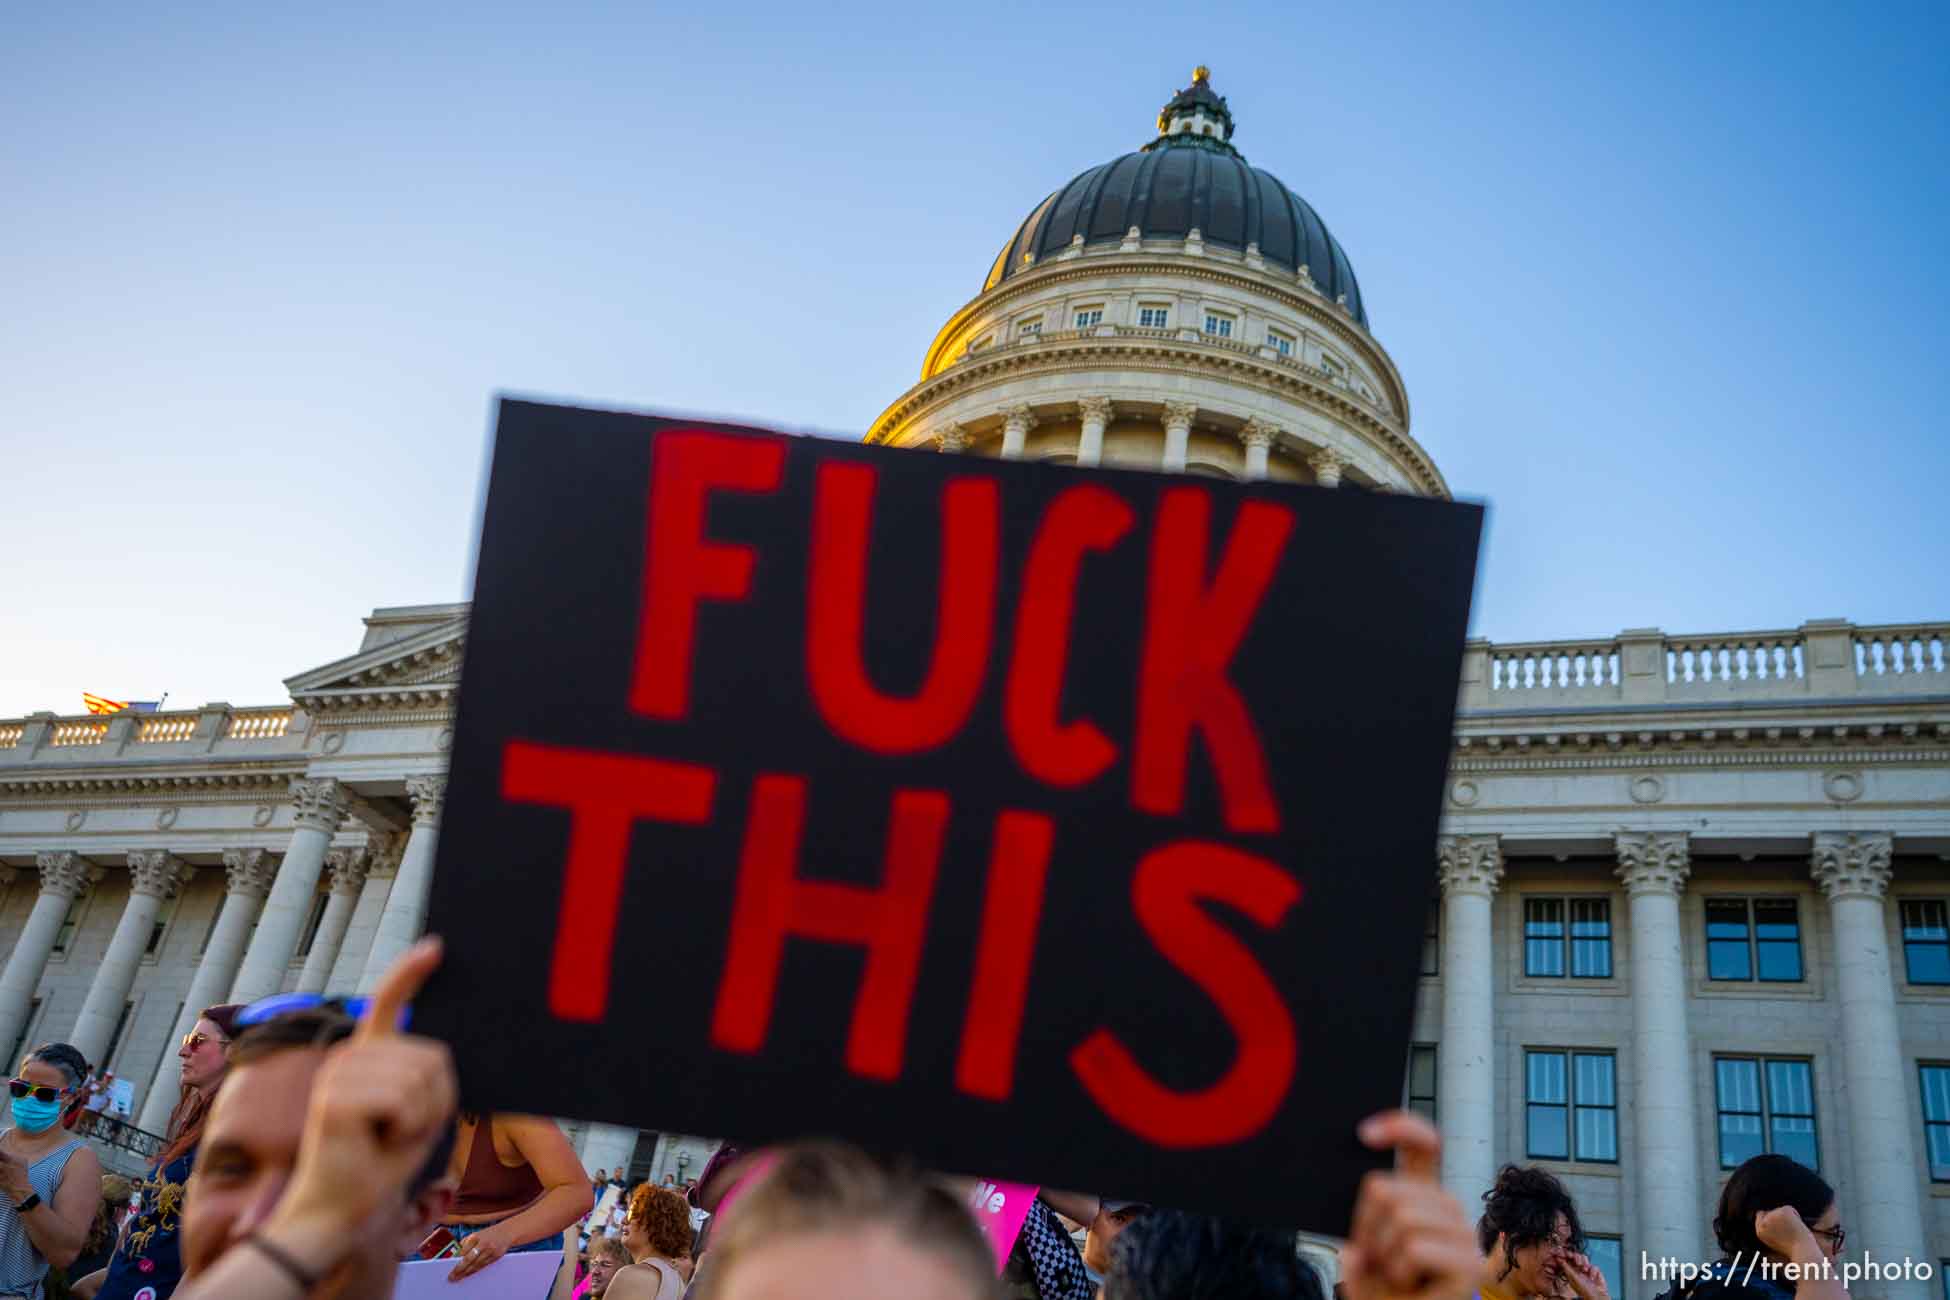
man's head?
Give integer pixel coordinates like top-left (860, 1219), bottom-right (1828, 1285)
top-left (702, 1142), bottom-right (996, 1300)
top-left (1083, 1200), bottom-right (1152, 1273)
top-left (586, 1235), bottom-right (632, 1297)
top-left (182, 1009), bottom-right (456, 1300)
top-left (1104, 1210), bottom-right (1324, 1300)
top-left (1478, 1165), bottom-right (1584, 1297)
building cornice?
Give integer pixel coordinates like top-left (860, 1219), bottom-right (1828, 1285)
top-left (868, 334), bottom-right (1446, 497)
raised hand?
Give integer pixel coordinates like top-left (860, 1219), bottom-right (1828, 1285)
top-left (1340, 1111), bottom-right (1480, 1300)
top-left (264, 937), bottom-right (458, 1253)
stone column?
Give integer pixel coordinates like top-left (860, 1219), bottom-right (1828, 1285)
top-left (1309, 446), bottom-right (1347, 488)
top-left (68, 851), bottom-right (189, 1067)
top-left (296, 847), bottom-right (372, 994)
top-left (579, 1122), bottom-right (640, 1180)
top-left (1238, 419), bottom-right (1276, 480)
top-left (1000, 405), bottom-right (1037, 459)
top-left (1811, 833), bottom-right (1930, 1300)
top-left (935, 422), bottom-right (969, 454)
top-left (0, 853), bottom-right (94, 1065)
top-left (1615, 832), bottom-right (1704, 1266)
top-left (231, 778), bottom-right (346, 1002)
top-left (1076, 397), bottom-right (1113, 467)
top-left (359, 776), bottom-right (446, 986)
top-left (136, 848), bottom-right (277, 1133)
top-left (1436, 835), bottom-right (1503, 1208)
top-left (1161, 401), bottom-right (1196, 472)
top-left (326, 835), bottom-right (402, 994)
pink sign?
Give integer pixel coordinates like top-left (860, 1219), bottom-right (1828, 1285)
top-left (966, 1178), bottom-right (1039, 1270)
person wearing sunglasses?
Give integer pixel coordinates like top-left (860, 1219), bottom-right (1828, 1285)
top-left (75, 1004), bottom-right (244, 1300)
top-left (1653, 1154), bottom-right (1848, 1300)
top-left (0, 1042), bottom-right (103, 1300)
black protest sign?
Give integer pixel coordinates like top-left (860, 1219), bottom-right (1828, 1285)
top-left (416, 398), bottom-right (1481, 1232)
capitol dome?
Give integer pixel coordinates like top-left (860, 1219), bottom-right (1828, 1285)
top-left (984, 68), bottom-right (1366, 327)
top-left (868, 67), bottom-right (1445, 498)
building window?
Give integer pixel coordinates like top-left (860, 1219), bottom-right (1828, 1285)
top-left (1138, 304), bottom-right (1170, 329)
top-left (1901, 901), bottom-right (1950, 984)
top-left (1017, 317), bottom-right (1042, 340)
top-left (1203, 312), bottom-right (1234, 338)
top-left (1715, 1056), bottom-right (1818, 1170)
top-left (51, 894), bottom-right (88, 959)
top-left (1524, 898), bottom-right (1612, 978)
top-left (1706, 899), bottom-right (1804, 981)
top-left (1525, 1050), bottom-right (1618, 1162)
top-left (1921, 1064), bottom-right (1950, 1182)
top-left (1322, 354), bottom-right (1346, 378)
top-left (1586, 1237), bottom-right (1624, 1299)
top-left (1421, 900), bottom-right (1439, 976)
top-left (294, 892), bottom-right (332, 960)
top-left (1405, 1045), bottom-right (1437, 1122)
top-left (1266, 329), bottom-right (1294, 356)
top-left (1073, 307), bottom-right (1103, 330)
top-left (145, 895), bottom-right (180, 959)
top-left (103, 1000), bottom-right (135, 1071)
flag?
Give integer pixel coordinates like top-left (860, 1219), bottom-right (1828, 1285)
top-left (82, 693), bottom-right (129, 715)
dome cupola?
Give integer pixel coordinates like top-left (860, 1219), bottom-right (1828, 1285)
top-left (869, 69), bottom-right (1445, 499)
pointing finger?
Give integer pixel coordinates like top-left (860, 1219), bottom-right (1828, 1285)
top-left (357, 935), bottom-right (443, 1043)
top-left (1358, 1108), bottom-right (1442, 1181)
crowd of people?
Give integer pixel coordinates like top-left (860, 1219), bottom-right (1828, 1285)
top-left (0, 936), bottom-right (1854, 1300)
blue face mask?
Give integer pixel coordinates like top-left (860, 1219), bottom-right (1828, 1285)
top-left (10, 1095), bottom-right (63, 1134)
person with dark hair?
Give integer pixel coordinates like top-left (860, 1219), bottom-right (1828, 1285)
top-left (79, 1004), bottom-right (244, 1300)
top-left (1101, 1209), bottom-right (1323, 1300)
top-left (604, 1184), bottom-right (693, 1299)
top-left (1475, 1165), bottom-right (1606, 1300)
top-left (172, 939), bottom-right (459, 1300)
top-left (0, 1042), bottom-right (104, 1299)
top-left (1654, 1155), bottom-right (1845, 1300)
top-left (694, 1141), bottom-right (996, 1300)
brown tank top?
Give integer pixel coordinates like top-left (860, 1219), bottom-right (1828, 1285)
top-left (450, 1117), bottom-right (546, 1218)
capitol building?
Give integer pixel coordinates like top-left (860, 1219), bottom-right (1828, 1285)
top-left (3, 69), bottom-right (1947, 1298)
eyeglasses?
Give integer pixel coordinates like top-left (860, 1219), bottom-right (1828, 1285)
top-left (7, 1079), bottom-right (62, 1103)
top-left (235, 992), bottom-right (406, 1030)
top-left (1812, 1226), bottom-right (1846, 1252)
top-left (181, 1031), bottom-right (230, 1051)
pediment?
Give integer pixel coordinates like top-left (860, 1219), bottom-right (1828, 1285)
top-left (285, 616), bottom-right (468, 703)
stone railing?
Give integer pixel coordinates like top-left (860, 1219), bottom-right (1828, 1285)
top-left (0, 704), bottom-right (302, 764)
top-left (1465, 620), bottom-right (1946, 710)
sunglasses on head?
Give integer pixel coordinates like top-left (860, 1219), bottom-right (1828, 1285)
top-left (235, 992), bottom-right (407, 1030)
top-left (8, 1079), bottom-right (63, 1104)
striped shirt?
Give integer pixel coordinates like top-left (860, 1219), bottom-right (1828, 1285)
top-left (0, 1130), bottom-right (86, 1300)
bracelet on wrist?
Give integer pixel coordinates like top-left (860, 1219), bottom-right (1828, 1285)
top-left (247, 1232), bottom-right (327, 1292)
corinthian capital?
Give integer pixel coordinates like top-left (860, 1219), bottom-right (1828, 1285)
top-left (1077, 396), bottom-right (1115, 425)
top-left (934, 422), bottom-right (969, 453)
top-left (1436, 836), bottom-right (1504, 897)
top-left (1161, 400), bottom-right (1198, 432)
top-left (325, 847), bottom-right (373, 896)
top-left (1615, 832), bottom-right (1690, 895)
top-left (406, 774), bottom-right (448, 827)
top-left (127, 849), bottom-right (189, 900)
top-left (288, 778), bottom-right (348, 833)
top-left (34, 851), bottom-right (93, 899)
top-left (1811, 832), bottom-right (1893, 901)
top-left (222, 848), bottom-right (278, 898)
top-left (1001, 404), bottom-right (1039, 434)
top-left (1238, 418), bottom-right (1278, 449)
top-left (1308, 447), bottom-right (1348, 487)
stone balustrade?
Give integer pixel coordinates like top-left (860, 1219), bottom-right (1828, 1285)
top-left (1464, 619), bottom-right (1947, 710)
top-left (0, 704), bottom-right (304, 766)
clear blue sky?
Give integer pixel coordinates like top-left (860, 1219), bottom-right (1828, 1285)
top-left (4, 2), bottom-right (1945, 716)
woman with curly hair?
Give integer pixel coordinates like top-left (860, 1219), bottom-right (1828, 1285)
top-left (605, 1184), bottom-right (694, 1299)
